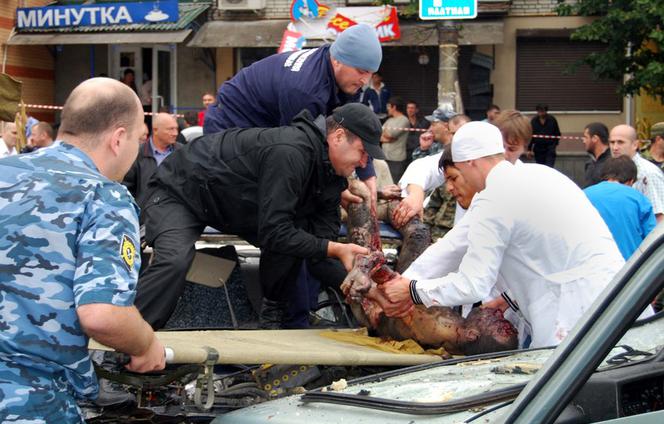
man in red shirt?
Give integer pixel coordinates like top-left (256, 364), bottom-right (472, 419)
top-left (197, 92), bottom-right (216, 127)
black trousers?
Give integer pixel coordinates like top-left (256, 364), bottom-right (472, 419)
top-left (134, 189), bottom-right (346, 330)
top-left (533, 144), bottom-right (557, 168)
top-left (134, 191), bottom-right (203, 330)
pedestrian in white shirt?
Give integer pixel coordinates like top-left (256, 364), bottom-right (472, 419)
top-left (379, 121), bottom-right (625, 348)
top-left (0, 122), bottom-right (18, 157)
top-left (393, 109), bottom-right (531, 227)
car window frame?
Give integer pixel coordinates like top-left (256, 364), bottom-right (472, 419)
top-left (503, 225), bottom-right (664, 424)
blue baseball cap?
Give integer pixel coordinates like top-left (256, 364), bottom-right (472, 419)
top-left (425, 108), bottom-right (457, 123)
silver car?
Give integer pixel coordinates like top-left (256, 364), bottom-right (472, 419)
top-left (213, 224), bottom-right (664, 424)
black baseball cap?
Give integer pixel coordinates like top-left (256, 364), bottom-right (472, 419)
top-left (332, 103), bottom-right (385, 160)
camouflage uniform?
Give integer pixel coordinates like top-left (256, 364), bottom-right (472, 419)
top-left (423, 185), bottom-right (456, 242)
top-left (0, 142), bottom-right (141, 423)
top-left (411, 141), bottom-right (443, 160)
top-left (640, 146), bottom-right (664, 171)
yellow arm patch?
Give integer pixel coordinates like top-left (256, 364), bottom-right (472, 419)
top-left (120, 234), bottom-right (137, 271)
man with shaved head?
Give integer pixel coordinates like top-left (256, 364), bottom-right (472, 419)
top-left (609, 124), bottom-right (664, 223)
top-left (0, 77), bottom-right (165, 422)
top-left (123, 112), bottom-right (181, 208)
top-left (29, 121), bottom-right (55, 149)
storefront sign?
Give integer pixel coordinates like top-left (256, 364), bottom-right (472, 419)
top-left (326, 13), bottom-right (357, 35)
top-left (292, 6), bottom-right (400, 43)
top-left (419, 0), bottom-right (477, 20)
top-left (375, 6), bottom-right (400, 42)
top-left (16, 0), bottom-right (179, 30)
top-left (326, 7), bottom-right (399, 42)
top-left (279, 28), bottom-right (307, 53)
top-left (290, 0), bottom-right (330, 22)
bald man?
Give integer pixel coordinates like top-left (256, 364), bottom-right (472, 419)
top-left (0, 122), bottom-right (18, 157)
top-left (0, 77), bottom-right (165, 422)
top-left (123, 112), bottom-right (182, 209)
top-left (29, 121), bottom-right (55, 149)
top-left (609, 124), bottom-right (664, 223)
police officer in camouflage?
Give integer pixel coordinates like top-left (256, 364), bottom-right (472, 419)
top-left (0, 78), bottom-right (165, 423)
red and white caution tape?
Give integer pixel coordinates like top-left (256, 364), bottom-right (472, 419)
top-left (385, 127), bottom-right (429, 132)
top-left (530, 134), bottom-right (582, 141)
top-left (21, 103), bottom-right (183, 117)
top-left (22, 103), bottom-right (63, 110)
top-left (384, 127), bottom-right (588, 142)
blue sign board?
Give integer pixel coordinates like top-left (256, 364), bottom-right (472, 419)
top-left (419, 0), bottom-right (477, 20)
top-left (16, 0), bottom-right (179, 30)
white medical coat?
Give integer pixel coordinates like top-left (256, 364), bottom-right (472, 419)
top-left (406, 161), bottom-right (625, 348)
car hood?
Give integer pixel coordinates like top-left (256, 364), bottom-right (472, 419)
top-left (212, 315), bottom-right (663, 424)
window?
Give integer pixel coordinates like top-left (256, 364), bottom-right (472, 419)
top-left (516, 36), bottom-right (622, 112)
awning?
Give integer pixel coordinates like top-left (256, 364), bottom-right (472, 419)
top-left (7, 30), bottom-right (192, 45)
top-left (7, 1), bottom-right (209, 45)
top-left (187, 20), bottom-right (504, 48)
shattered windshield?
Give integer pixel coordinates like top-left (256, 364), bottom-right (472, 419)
top-left (300, 312), bottom-right (664, 411)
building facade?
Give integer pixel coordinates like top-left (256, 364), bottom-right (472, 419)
top-left (1, 0), bottom-right (54, 122)
top-left (3, 0), bottom-right (663, 147)
top-left (3, 0), bottom-right (216, 122)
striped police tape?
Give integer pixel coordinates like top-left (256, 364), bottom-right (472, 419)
top-left (22, 103), bottom-right (184, 118)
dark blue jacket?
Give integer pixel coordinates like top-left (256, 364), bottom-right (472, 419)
top-left (204, 45), bottom-right (374, 179)
top-left (362, 85), bottom-right (391, 115)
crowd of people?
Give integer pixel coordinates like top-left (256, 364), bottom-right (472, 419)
top-left (1, 22), bottom-right (663, 423)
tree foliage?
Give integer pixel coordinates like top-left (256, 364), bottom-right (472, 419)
top-left (557, 0), bottom-right (664, 100)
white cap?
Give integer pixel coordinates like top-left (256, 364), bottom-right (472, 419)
top-left (451, 121), bottom-right (505, 162)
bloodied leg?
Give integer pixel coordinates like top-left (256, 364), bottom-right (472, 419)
top-left (342, 179), bottom-right (518, 355)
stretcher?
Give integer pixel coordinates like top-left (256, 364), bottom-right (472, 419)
top-left (89, 329), bottom-right (444, 366)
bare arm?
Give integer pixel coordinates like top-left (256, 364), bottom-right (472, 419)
top-left (363, 176), bottom-right (378, 211)
top-left (392, 184), bottom-right (425, 228)
top-left (78, 303), bottom-right (165, 373)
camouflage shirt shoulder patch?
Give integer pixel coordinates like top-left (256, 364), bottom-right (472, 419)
top-left (120, 234), bottom-right (137, 270)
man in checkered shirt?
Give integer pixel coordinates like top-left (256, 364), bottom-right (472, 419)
top-left (609, 124), bottom-right (664, 224)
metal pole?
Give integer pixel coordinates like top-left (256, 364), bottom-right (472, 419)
top-left (152, 46), bottom-right (159, 115)
top-left (171, 44), bottom-right (177, 114)
top-left (89, 45), bottom-right (95, 78)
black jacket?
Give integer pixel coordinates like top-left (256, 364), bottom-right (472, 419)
top-left (530, 115), bottom-right (561, 149)
top-left (123, 140), bottom-right (182, 208)
top-left (584, 147), bottom-right (611, 188)
top-left (150, 111), bottom-right (346, 259)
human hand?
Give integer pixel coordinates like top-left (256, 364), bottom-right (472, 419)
top-left (378, 184), bottom-right (401, 200)
top-left (419, 131), bottom-right (434, 150)
top-left (481, 296), bottom-right (509, 312)
top-left (378, 274), bottom-right (413, 306)
top-left (340, 189), bottom-right (363, 210)
top-left (331, 242), bottom-right (369, 271)
top-left (125, 335), bottom-right (166, 373)
top-left (367, 284), bottom-right (414, 318)
top-left (391, 194), bottom-right (423, 228)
